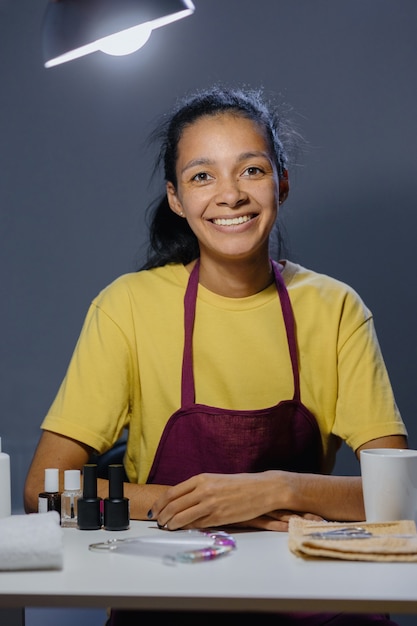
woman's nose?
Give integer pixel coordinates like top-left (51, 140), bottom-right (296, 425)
top-left (215, 178), bottom-right (247, 207)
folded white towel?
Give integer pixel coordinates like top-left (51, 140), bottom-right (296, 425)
top-left (0, 511), bottom-right (63, 570)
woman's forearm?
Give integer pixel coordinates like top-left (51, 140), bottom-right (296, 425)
top-left (275, 471), bottom-right (365, 522)
top-left (101, 480), bottom-right (168, 521)
top-left (148, 470), bottom-right (366, 531)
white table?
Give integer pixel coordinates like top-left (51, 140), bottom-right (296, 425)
top-left (0, 520), bottom-right (417, 622)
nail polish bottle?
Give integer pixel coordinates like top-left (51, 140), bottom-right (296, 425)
top-left (61, 469), bottom-right (82, 528)
top-left (77, 464), bottom-right (102, 530)
top-left (103, 464), bottom-right (129, 531)
top-left (0, 437), bottom-right (11, 518)
top-left (38, 468), bottom-right (61, 516)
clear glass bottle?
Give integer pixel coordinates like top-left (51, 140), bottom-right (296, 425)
top-left (38, 467), bottom-right (61, 515)
top-left (61, 469), bottom-right (82, 528)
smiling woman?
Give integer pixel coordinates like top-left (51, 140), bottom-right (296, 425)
top-left (24, 85), bottom-right (407, 626)
top-left (164, 112), bottom-right (285, 293)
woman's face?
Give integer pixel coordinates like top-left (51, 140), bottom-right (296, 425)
top-left (166, 112), bottom-right (288, 264)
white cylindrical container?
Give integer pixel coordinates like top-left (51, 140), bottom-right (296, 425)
top-left (0, 436), bottom-right (11, 518)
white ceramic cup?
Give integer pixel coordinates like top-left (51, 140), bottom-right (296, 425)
top-left (360, 448), bottom-right (417, 523)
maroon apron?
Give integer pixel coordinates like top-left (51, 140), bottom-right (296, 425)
top-left (109, 260), bottom-right (396, 626)
top-left (147, 259), bottom-right (322, 485)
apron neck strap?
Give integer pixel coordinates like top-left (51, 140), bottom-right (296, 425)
top-left (181, 259), bottom-right (301, 407)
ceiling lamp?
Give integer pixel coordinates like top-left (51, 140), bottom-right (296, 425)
top-left (42, 0), bottom-right (195, 69)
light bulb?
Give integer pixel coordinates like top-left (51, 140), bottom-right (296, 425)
top-left (98, 24), bottom-right (152, 56)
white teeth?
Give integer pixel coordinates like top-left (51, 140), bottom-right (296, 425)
top-left (212, 215), bottom-right (253, 226)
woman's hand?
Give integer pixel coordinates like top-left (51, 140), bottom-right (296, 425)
top-left (149, 435), bottom-right (408, 531)
top-left (149, 471), bottom-right (322, 531)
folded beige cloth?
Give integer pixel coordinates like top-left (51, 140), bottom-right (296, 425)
top-left (288, 518), bottom-right (417, 562)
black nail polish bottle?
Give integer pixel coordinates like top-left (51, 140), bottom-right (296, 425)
top-left (77, 464), bottom-right (102, 530)
top-left (103, 464), bottom-right (129, 531)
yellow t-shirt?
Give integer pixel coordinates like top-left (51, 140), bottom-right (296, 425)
top-left (42, 261), bottom-right (406, 482)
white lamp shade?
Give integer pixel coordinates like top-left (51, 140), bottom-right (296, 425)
top-left (42, 0), bottom-right (195, 68)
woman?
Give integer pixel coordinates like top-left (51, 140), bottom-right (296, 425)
top-left (24, 85), bottom-right (407, 624)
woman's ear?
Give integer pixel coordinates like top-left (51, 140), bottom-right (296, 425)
top-left (166, 182), bottom-right (185, 217)
top-left (278, 169), bottom-right (289, 205)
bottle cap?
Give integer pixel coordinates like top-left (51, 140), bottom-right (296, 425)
top-left (44, 468), bottom-right (59, 492)
top-left (64, 469), bottom-right (81, 491)
top-left (82, 464), bottom-right (98, 498)
top-left (108, 464), bottom-right (125, 499)
top-left (103, 464), bottom-right (129, 531)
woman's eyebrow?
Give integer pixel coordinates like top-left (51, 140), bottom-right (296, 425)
top-left (181, 158), bottom-right (214, 175)
top-left (181, 151), bottom-right (271, 175)
top-left (237, 151), bottom-right (272, 162)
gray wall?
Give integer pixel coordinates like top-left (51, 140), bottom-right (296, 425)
top-left (1, 0), bottom-right (416, 512)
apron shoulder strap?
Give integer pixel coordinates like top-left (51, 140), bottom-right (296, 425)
top-left (181, 259), bottom-right (301, 407)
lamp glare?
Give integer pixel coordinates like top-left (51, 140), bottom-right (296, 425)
top-left (42, 0), bottom-right (195, 68)
top-left (98, 24), bottom-right (152, 56)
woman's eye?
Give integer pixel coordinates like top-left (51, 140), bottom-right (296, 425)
top-left (243, 166), bottom-right (264, 177)
top-left (192, 172), bottom-right (212, 182)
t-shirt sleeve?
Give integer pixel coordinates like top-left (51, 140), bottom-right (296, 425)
top-left (41, 298), bottom-right (133, 453)
top-left (332, 290), bottom-right (407, 452)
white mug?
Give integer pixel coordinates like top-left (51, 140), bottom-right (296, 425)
top-left (360, 448), bottom-right (417, 523)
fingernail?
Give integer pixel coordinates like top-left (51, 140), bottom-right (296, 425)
top-left (147, 510), bottom-right (153, 519)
